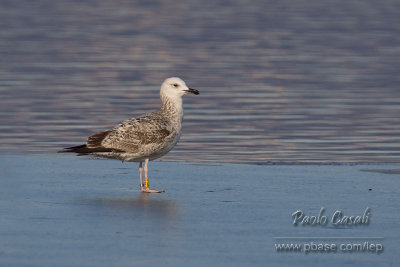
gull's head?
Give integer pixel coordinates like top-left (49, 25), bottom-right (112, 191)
top-left (160, 77), bottom-right (199, 99)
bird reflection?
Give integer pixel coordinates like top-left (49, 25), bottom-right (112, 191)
top-left (77, 194), bottom-right (178, 221)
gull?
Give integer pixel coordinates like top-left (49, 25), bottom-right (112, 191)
top-left (61, 77), bottom-right (199, 193)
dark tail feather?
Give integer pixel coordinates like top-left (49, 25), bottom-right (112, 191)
top-left (58, 144), bottom-right (88, 154)
top-left (59, 144), bottom-right (123, 155)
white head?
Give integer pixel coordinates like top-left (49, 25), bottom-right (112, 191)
top-left (160, 77), bottom-right (199, 100)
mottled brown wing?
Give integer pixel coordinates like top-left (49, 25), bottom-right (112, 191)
top-left (99, 116), bottom-right (171, 153)
top-left (87, 130), bottom-right (112, 148)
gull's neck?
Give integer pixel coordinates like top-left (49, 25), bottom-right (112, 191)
top-left (160, 93), bottom-right (183, 125)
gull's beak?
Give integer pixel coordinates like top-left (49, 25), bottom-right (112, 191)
top-left (184, 88), bottom-right (200, 95)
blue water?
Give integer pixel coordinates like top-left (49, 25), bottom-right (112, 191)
top-left (1, 0), bottom-right (400, 164)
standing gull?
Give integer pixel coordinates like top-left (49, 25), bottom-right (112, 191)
top-left (61, 77), bottom-right (199, 193)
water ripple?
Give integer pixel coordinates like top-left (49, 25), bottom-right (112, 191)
top-left (0, 0), bottom-right (399, 164)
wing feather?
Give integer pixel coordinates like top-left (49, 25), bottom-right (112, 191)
top-left (100, 115), bottom-right (172, 153)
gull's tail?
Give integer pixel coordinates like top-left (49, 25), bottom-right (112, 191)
top-left (58, 144), bottom-right (123, 155)
top-left (59, 130), bottom-right (123, 155)
top-left (58, 144), bottom-right (90, 154)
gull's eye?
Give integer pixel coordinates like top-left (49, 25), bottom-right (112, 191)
top-left (172, 83), bottom-right (179, 88)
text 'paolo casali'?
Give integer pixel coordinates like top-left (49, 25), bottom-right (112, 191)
top-left (292, 207), bottom-right (370, 226)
